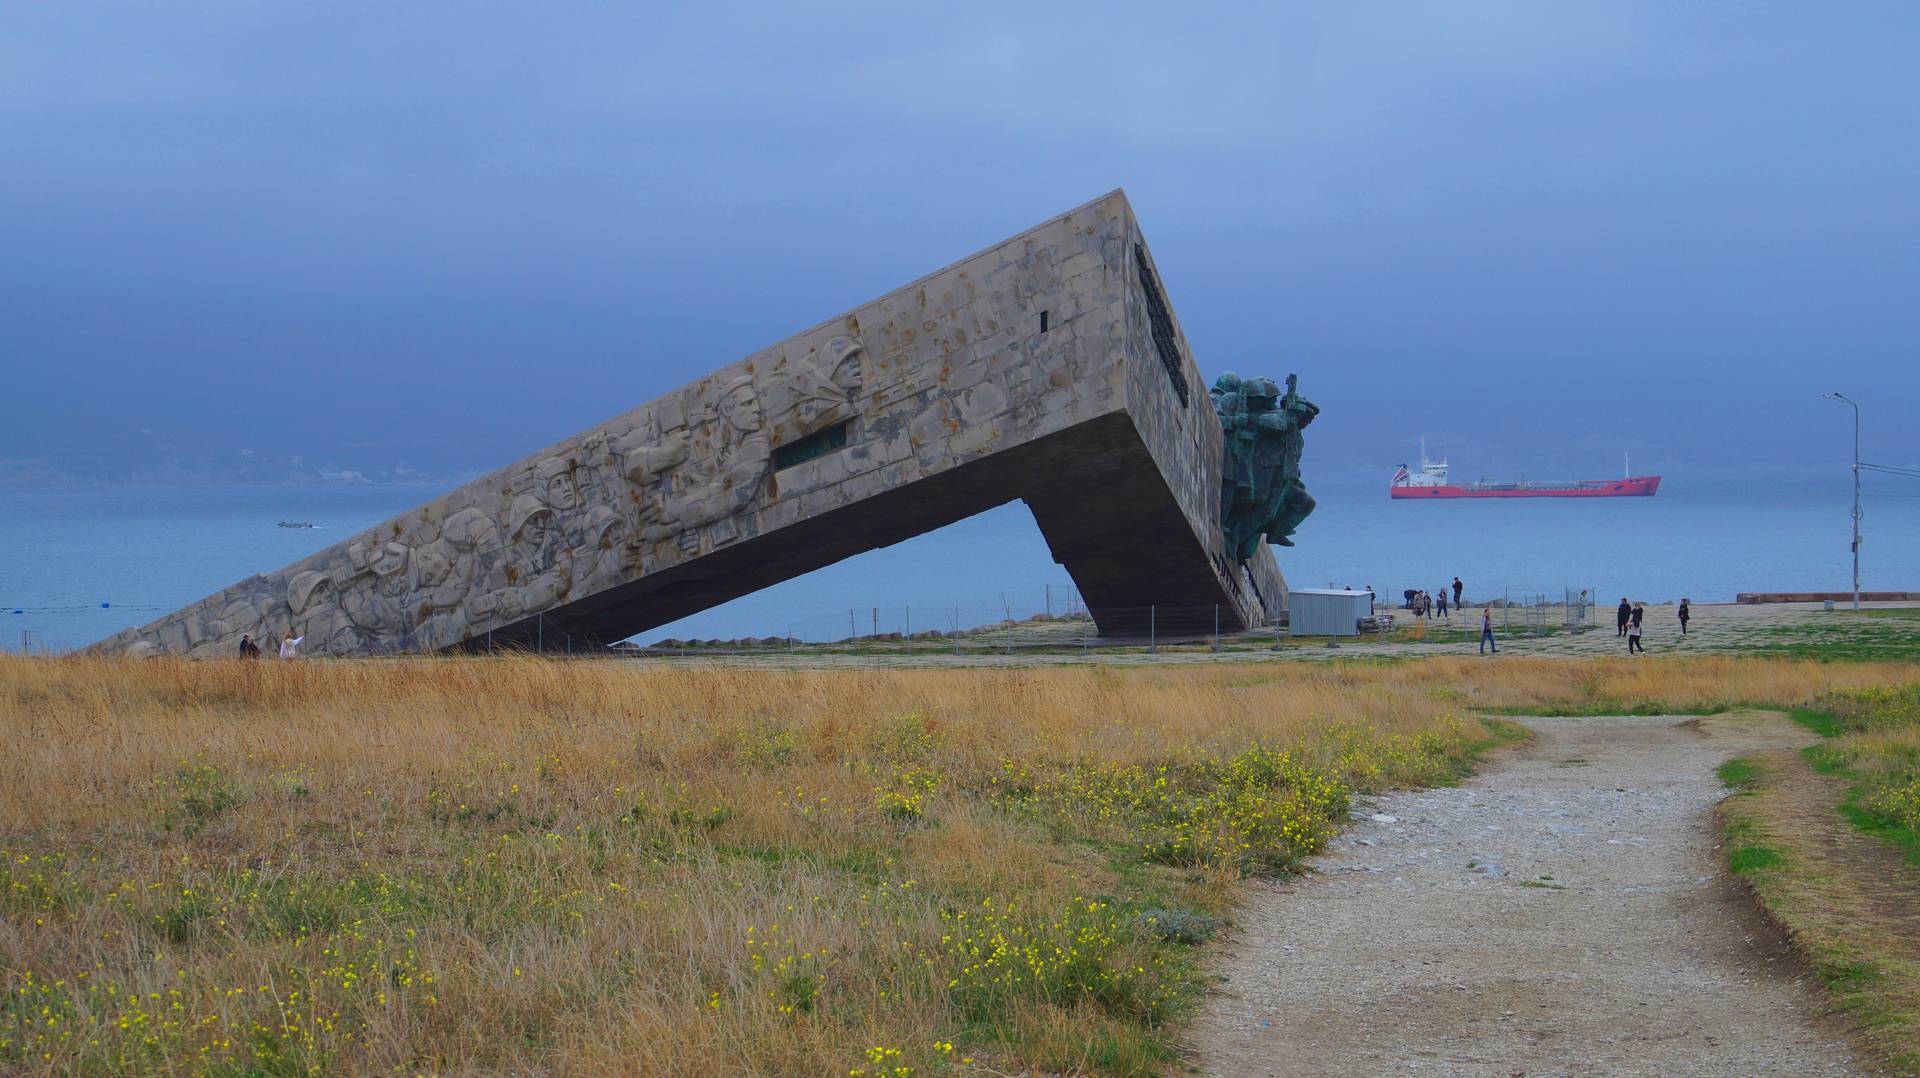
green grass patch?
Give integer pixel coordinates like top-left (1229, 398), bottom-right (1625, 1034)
top-left (1738, 622), bottom-right (1920, 662)
top-left (1795, 694), bottom-right (1920, 862)
top-left (1717, 757), bottom-right (1764, 790)
top-left (1790, 708), bottom-right (1843, 738)
top-left (1804, 742), bottom-right (1853, 776)
top-left (1839, 787), bottom-right (1920, 869)
top-left (1814, 955), bottom-right (1915, 1048)
top-left (1727, 844), bottom-right (1786, 875)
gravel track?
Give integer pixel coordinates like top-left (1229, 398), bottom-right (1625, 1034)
top-left (1192, 712), bottom-right (1864, 1076)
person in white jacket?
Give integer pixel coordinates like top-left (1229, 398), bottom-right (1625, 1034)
top-left (279, 634), bottom-right (304, 659)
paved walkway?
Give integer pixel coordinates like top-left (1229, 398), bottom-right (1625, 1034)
top-left (1192, 712), bottom-right (1863, 1076)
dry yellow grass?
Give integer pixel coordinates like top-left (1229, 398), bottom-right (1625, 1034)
top-left (2, 653), bottom-right (1913, 1075)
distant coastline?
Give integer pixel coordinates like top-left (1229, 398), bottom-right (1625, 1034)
top-left (0, 457), bottom-right (483, 491)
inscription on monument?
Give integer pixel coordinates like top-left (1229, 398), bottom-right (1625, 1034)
top-left (1134, 244), bottom-right (1190, 407)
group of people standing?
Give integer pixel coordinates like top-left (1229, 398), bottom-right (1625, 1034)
top-left (1408, 577), bottom-right (1466, 621)
top-left (1406, 577), bottom-right (1496, 655)
top-left (1616, 597), bottom-right (1691, 654)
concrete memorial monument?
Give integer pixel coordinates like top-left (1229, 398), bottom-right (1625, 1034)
top-left (96, 191), bottom-right (1307, 657)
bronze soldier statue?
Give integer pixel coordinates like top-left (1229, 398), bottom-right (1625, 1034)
top-left (1211, 372), bottom-right (1318, 561)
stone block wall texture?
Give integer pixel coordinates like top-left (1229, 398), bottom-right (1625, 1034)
top-left (95, 190), bottom-right (1289, 657)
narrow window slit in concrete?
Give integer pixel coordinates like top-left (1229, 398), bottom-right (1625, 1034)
top-left (772, 419), bottom-right (852, 471)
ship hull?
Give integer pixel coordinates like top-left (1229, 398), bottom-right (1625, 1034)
top-left (1391, 476), bottom-right (1662, 499)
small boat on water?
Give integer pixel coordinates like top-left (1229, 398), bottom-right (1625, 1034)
top-left (277, 521), bottom-right (315, 529)
top-left (1391, 441), bottom-right (1661, 500)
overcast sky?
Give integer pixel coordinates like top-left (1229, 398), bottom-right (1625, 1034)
top-left (4, 2), bottom-right (1916, 483)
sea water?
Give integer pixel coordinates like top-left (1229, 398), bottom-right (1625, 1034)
top-left (3, 474), bottom-right (1913, 652)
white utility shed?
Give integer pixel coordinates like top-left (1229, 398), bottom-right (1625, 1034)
top-left (1287, 588), bottom-right (1374, 637)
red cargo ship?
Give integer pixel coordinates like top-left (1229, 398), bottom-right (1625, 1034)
top-left (1391, 444), bottom-right (1661, 499)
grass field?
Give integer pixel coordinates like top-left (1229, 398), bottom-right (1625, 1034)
top-left (1739, 608), bottom-right (1920, 662)
top-left (3, 654), bottom-right (1916, 1075)
top-left (1717, 683), bottom-right (1920, 1073)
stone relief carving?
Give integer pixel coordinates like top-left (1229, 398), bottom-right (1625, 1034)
top-left (659, 375), bottom-right (770, 535)
top-left (103, 315), bottom-right (963, 658)
top-left (763, 334), bottom-right (865, 441)
top-left (571, 504), bottom-right (639, 597)
top-left (101, 202), bottom-right (1223, 660)
top-left (340, 541), bottom-right (414, 641)
top-left (611, 413), bottom-right (689, 547)
top-left (466, 493), bottom-right (574, 625)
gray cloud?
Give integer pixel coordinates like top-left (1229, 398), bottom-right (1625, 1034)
top-left (2, 1), bottom-right (1915, 484)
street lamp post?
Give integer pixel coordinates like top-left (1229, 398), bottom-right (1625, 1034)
top-left (1823, 393), bottom-right (1861, 611)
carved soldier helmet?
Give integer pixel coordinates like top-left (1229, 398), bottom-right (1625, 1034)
top-left (287, 570), bottom-right (333, 615)
top-left (414, 542), bottom-right (454, 587)
top-left (1242, 377), bottom-right (1281, 406)
top-left (442, 506), bottom-right (496, 549)
top-left (369, 542), bottom-right (410, 577)
top-left (508, 494), bottom-right (554, 540)
top-left (568, 505), bottom-right (626, 553)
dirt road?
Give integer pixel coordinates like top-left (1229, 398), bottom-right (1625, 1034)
top-left (1192, 712), bottom-right (1864, 1076)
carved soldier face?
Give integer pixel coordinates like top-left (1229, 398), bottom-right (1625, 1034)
top-left (599, 513), bottom-right (628, 550)
top-left (827, 335), bottom-right (865, 395)
top-left (519, 511), bottom-right (552, 550)
top-left (370, 543), bottom-right (410, 598)
top-left (717, 379), bottom-right (762, 433)
top-left (535, 458), bottom-right (581, 512)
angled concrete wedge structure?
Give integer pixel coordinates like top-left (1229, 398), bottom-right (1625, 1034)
top-left (96, 191), bottom-right (1289, 658)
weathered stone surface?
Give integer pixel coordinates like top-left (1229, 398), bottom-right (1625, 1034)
top-left (95, 190), bottom-right (1291, 657)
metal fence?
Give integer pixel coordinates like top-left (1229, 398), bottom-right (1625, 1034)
top-left (1365, 583), bottom-right (1599, 634)
top-left (630, 598), bottom-right (1277, 659)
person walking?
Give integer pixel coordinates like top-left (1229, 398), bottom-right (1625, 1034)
top-left (1479, 607), bottom-right (1497, 655)
top-left (1452, 576), bottom-right (1464, 609)
top-left (1436, 588), bottom-right (1450, 620)
top-left (279, 633), bottom-right (305, 659)
top-left (1616, 597), bottom-right (1632, 637)
top-left (1678, 599), bottom-right (1691, 635)
top-left (1628, 603), bottom-right (1646, 654)
top-left (238, 634), bottom-right (261, 659)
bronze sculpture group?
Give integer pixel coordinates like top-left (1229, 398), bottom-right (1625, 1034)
top-left (1211, 372), bottom-right (1318, 562)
